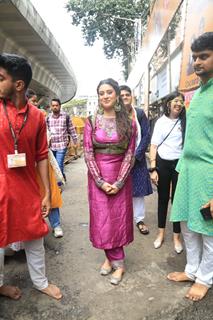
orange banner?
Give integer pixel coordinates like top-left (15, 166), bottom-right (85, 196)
top-left (144, 0), bottom-right (183, 52)
top-left (179, 0), bottom-right (213, 91)
top-left (127, 0), bottom-right (183, 89)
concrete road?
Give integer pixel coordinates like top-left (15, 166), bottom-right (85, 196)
top-left (0, 158), bottom-right (212, 320)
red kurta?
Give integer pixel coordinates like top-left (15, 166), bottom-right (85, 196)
top-left (0, 99), bottom-right (49, 247)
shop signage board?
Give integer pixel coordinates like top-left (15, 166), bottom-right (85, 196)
top-left (179, 0), bottom-right (213, 92)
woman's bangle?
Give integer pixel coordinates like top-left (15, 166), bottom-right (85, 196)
top-left (150, 159), bottom-right (156, 162)
top-left (148, 167), bottom-right (158, 173)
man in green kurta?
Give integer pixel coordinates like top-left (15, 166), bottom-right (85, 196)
top-left (167, 32), bottom-right (213, 301)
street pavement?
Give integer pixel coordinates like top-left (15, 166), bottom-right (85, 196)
top-left (0, 157), bottom-right (212, 320)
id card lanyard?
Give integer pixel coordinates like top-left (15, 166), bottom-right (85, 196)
top-left (3, 99), bottom-right (29, 154)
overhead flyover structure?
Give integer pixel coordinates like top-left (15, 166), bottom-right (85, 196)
top-left (0, 0), bottom-right (77, 104)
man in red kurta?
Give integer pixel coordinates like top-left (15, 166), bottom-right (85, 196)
top-left (0, 53), bottom-right (62, 300)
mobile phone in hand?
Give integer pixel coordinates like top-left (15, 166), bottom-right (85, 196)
top-left (200, 207), bottom-right (212, 221)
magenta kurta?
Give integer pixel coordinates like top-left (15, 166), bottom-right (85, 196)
top-left (84, 115), bottom-right (136, 249)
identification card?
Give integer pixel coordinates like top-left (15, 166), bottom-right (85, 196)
top-left (7, 153), bottom-right (26, 168)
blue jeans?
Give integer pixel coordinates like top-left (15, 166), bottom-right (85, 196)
top-left (48, 208), bottom-right (60, 228)
top-left (52, 148), bottom-right (67, 176)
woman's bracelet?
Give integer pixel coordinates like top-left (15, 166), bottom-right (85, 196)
top-left (148, 167), bottom-right (158, 173)
top-left (150, 159), bottom-right (156, 162)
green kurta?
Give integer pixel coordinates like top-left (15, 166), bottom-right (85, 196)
top-left (170, 78), bottom-right (213, 236)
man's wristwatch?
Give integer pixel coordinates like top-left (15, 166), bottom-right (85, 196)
top-left (148, 167), bottom-right (158, 173)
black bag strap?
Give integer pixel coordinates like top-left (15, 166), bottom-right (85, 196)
top-left (66, 114), bottom-right (70, 131)
top-left (157, 118), bottom-right (179, 149)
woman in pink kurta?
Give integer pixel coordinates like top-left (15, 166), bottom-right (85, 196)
top-left (84, 79), bottom-right (136, 285)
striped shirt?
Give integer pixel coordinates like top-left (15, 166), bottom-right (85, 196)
top-left (47, 111), bottom-right (78, 151)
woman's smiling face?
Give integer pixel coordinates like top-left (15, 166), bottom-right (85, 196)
top-left (98, 84), bottom-right (117, 111)
top-left (169, 96), bottom-right (184, 118)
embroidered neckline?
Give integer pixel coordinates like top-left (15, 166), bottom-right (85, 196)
top-left (97, 115), bottom-right (116, 138)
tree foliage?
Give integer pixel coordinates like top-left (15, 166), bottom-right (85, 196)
top-left (62, 99), bottom-right (87, 115)
top-left (64, 98), bottom-right (87, 108)
top-left (66, 0), bottom-right (151, 78)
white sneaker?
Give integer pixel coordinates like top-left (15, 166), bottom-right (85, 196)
top-left (53, 226), bottom-right (63, 238)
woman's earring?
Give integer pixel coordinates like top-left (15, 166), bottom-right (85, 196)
top-left (97, 105), bottom-right (104, 115)
top-left (114, 102), bottom-right (121, 112)
top-left (167, 103), bottom-right (171, 114)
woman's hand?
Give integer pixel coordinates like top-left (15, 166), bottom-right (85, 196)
top-left (107, 184), bottom-right (119, 195)
top-left (101, 182), bottom-right (119, 195)
top-left (101, 182), bottom-right (113, 193)
top-left (150, 170), bottom-right (158, 186)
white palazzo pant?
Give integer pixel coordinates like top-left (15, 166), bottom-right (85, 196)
top-left (181, 222), bottom-right (213, 288)
top-left (0, 238), bottom-right (48, 290)
top-left (133, 197), bottom-right (145, 224)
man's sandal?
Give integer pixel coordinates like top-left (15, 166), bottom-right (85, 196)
top-left (136, 221), bottom-right (149, 235)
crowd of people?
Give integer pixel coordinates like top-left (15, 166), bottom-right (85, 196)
top-left (83, 32), bottom-right (213, 301)
top-left (0, 31), bottom-right (212, 303)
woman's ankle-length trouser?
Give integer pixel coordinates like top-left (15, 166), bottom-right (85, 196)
top-left (104, 246), bottom-right (125, 269)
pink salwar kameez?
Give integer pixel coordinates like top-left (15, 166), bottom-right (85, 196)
top-left (84, 114), bottom-right (136, 267)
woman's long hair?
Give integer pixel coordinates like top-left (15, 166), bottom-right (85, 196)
top-left (164, 91), bottom-right (186, 145)
top-left (97, 78), bottom-right (132, 141)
